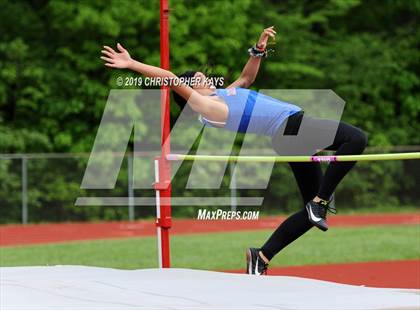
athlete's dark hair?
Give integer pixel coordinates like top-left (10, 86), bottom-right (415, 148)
top-left (172, 70), bottom-right (197, 115)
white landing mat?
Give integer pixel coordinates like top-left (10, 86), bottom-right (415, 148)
top-left (1, 266), bottom-right (419, 310)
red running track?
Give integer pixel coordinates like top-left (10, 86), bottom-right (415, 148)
top-left (0, 213), bottom-right (419, 247)
top-left (228, 260), bottom-right (420, 289)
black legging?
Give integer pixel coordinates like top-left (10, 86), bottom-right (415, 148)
top-left (260, 113), bottom-right (367, 260)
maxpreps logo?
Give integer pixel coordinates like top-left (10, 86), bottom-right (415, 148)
top-left (197, 209), bottom-right (259, 220)
top-left (75, 89), bottom-right (345, 207)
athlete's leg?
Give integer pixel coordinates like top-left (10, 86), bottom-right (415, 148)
top-left (317, 121), bottom-right (368, 200)
top-left (258, 112), bottom-right (323, 261)
top-left (301, 118), bottom-right (367, 230)
top-left (259, 162), bottom-right (322, 261)
top-left (259, 118), bottom-right (367, 260)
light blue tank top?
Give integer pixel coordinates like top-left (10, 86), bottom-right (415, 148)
top-left (200, 88), bottom-right (301, 137)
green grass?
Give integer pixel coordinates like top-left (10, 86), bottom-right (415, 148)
top-left (1, 225), bottom-right (419, 270)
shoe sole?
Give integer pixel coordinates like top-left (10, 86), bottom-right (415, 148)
top-left (306, 205), bottom-right (328, 232)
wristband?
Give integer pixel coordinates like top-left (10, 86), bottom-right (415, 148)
top-left (248, 45), bottom-right (267, 58)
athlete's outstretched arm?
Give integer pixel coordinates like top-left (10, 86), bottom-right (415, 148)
top-left (228, 26), bottom-right (276, 89)
top-left (100, 43), bottom-right (211, 114)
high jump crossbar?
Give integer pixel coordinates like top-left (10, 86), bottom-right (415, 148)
top-left (166, 152), bottom-right (420, 163)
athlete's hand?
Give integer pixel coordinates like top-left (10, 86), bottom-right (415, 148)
top-left (101, 43), bottom-right (133, 68)
top-left (256, 26), bottom-right (276, 50)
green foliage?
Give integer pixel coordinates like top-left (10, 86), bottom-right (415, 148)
top-left (0, 0), bottom-right (419, 223)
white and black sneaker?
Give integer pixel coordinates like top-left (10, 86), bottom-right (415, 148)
top-left (306, 199), bottom-right (336, 231)
top-left (246, 248), bottom-right (268, 275)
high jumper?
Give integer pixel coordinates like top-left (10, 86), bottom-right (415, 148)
top-left (101, 26), bottom-right (368, 275)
